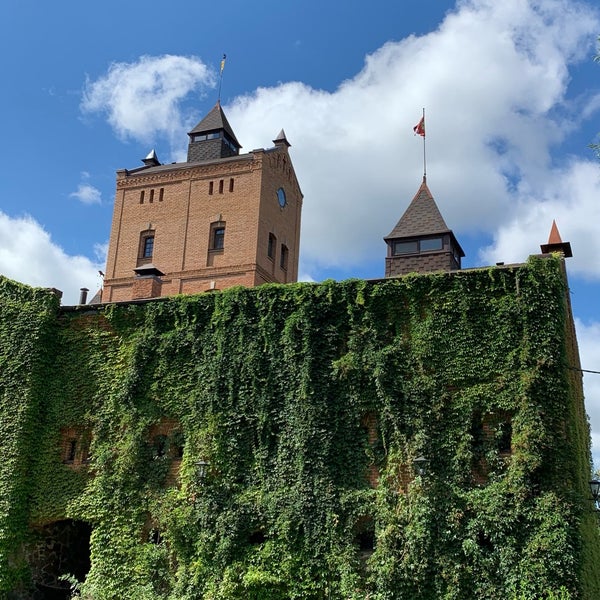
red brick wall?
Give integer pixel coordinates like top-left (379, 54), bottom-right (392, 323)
top-left (103, 144), bottom-right (303, 302)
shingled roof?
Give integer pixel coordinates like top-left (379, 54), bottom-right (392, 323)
top-left (188, 101), bottom-right (242, 148)
top-left (385, 178), bottom-right (451, 240)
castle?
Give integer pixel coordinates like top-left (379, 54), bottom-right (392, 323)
top-left (1, 103), bottom-right (599, 600)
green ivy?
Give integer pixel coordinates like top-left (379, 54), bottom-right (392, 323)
top-left (1, 256), bottom-right (599, 599)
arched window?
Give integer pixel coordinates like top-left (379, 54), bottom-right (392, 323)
top-left (210, 222), bottom-right (225, 251)
top-left (138, 230), bottom-right (155, 265)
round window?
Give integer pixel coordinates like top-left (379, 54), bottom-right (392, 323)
top-left (277, 187), bottom-right (287, 208)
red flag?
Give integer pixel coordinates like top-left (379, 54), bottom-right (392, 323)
top-left (413, 116), bottom-right (425, 137)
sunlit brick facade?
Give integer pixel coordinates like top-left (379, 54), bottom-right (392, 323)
top-left (102, 103), bottom-right (303, 302)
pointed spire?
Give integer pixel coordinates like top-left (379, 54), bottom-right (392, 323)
top-left (548, 220), bottom-right (562, 244)
top-left (187, 102), bottom-right (242, 162)
top-left (273, 129), bottom-right (291, 148)
top-left (385, 178), bottom-right (452, 240)
top-left (540, 220), bottom-right (572, 257)
top-left (187, 102), bottom-right (241, 148)
top-left (142, 149), bottom-right (161, 167)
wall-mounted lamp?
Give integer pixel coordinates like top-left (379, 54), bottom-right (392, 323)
top-left (412, 456), bottom-right (429, 477)
top-left (196, 459), bottom-right (209, 482)
top-left (589, 479), bottom-right (600, 511)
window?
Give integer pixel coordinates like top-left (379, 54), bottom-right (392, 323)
top-left (209, 181), bottom-right (214, 195)
top-left (210, 223), bottom-right (225, 250)
top-left (393, 241), bottom-right (418, 255)
top-left (159, 188), bottom-right (164, 202)
top-left (268, 233), bottom-right (276, 259)
top-left (143, 236), bottom-right (154, 258)
top-left (140, 190), bottom-right (145, 204)
top-left (65, 440), bottom-right (77, 463)
top-left (420, 237), bottom-right (443, 251)
top-left (392, 237), bottom-right (443, 256)
top-left (138, 230), bottom-right (155, 264)
top-left (280, 244), bottom-right (289, 270)
top-left (192, 132), bottom-right (221, 142)
top-left (219, 179), bottom-right (224, 194)
top-left (149, 189), bottom-right (155, 203)
top-left (229, 178), bottom-right (234, 192)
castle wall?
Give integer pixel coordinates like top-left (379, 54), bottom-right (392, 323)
top-left (1, 258), bottom-right (598, 598)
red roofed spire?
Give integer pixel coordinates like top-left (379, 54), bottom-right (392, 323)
top-left (540, 220), bottom-right (572, 257)
top-left (547, 220), bottom-right (563, 244)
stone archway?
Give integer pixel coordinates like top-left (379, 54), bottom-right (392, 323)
top-left (27, 519), bottom-right (91, 599)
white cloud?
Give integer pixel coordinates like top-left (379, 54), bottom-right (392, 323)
top-left (0, 212), bottom-right (103, 305)
top-left (480, 160), bottom-right (600, 276)
top-left (575, 319), bottom-right (600, 469)
top-left (81, 54), bottom-right (214, 146)
top-left (78, 6), bottom-right (600, 281)
top-left (74, 0), bottom-right (600, 454)
top-left (222, 0), bottom-right (599, 279)
top-left (70, 183), bottom-right (102, 205)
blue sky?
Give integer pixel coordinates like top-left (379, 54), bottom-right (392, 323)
top-left (1, 0), bottom-right (600, 463)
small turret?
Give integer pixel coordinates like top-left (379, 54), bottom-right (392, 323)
top-left (540, 220), bottom-right (572, 257)
top-left (384, 177), bottom-right (464, 277)
top-left (186, 102), bottom-right (242, 162)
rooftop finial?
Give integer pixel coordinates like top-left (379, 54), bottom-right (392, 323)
top-left (540, 220), bottom-right (572, 257)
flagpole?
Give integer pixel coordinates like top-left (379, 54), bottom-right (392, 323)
top-left (218, 53), bottom-right (226, 103)
top-left (422, 107), bottom-right (426, 182)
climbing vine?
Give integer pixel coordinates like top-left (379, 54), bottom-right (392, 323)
top-left (1, 256), bottom-right (599, 599)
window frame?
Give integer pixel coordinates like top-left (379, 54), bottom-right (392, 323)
top-left (392, 236), bottom-right (444, 256)
top-left (210, 222), bottom-right (226, 251)
top-left (137, 230), bottom-right (156, 265)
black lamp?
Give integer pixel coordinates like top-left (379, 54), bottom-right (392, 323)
top-left (590, 479), bottom-right (600, 510)
top-left (196, 459), bottom-right (209, 481)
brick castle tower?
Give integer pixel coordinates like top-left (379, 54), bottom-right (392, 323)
top-left (101, 102), bottom-right (303, 302)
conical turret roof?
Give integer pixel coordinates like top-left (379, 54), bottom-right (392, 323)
top-left (385, 178), bottom-right (451, 240)
top-left (188, 102), bottom-right (242, 148)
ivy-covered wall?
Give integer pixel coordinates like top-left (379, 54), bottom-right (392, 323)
top-left (1, 256), bottom-right (599, 599)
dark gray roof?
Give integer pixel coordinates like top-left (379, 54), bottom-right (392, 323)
top-left (126, 152), bottom-right (254, 177)
top-left (385, 178), bottom-right (451, 239)
top-left (188, 102), bottom-right (241, 148)
top-left (273, 129), bottom-right (291, 147)
top-left (134, 264), bottom-right (165, 277)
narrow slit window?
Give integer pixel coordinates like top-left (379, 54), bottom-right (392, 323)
top-left (209, 181), bottom-right (214, 195)
top-left (229, 178), bottom-right (234, 192)
top-left (280, 244), bottom-right (289, 270)
top-left (149, 189), bottom-right (155, 203)
top-left (140, 190), bottom-right (145, 204)
top-left (159, 188), bottom-right (164, 202)
top-left (268, 233), bottom-right (276, 259)
top-left (219, 179), bottom-right (224, 194)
